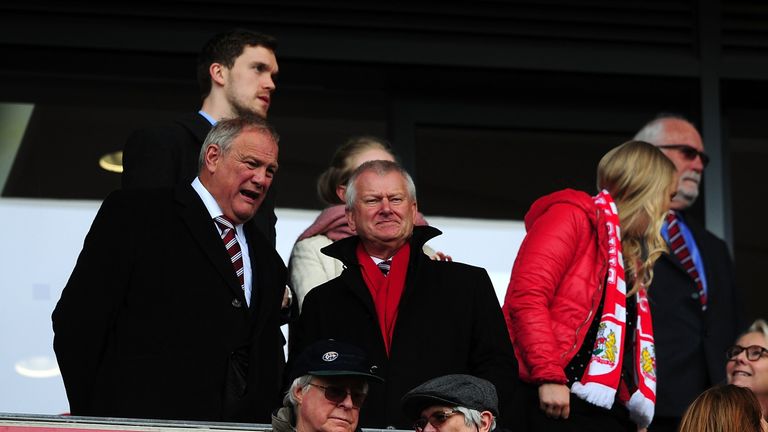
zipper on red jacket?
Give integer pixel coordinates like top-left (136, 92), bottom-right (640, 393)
top-left (561, 259), bottom-right (608, 360)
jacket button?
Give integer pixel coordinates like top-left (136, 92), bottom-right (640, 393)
top-left (691, 292), bottom-right (700, 300)
top-left (232, 298), bottom-right (242, 308)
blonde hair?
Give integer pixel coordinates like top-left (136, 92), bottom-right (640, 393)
top-left (597, 140), bottom-right (675, 296)
top-left (678, 385), bottom-right (764, 432)
top-left (742, 319), bottom-right (768, 346)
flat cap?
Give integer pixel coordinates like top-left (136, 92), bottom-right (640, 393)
top-left (401, 374), bottom-right (499, 420)
top-left (290, 339), bottom-right (383, 383)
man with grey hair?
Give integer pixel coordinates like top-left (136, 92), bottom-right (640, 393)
top-left (273, 339), bottom-right (382, 432)
top-left (291, 160), bottom-right (519, 429)
top-left (53, 115), bottom-right (287, 423)
top-left (634, 115), bottom-right (743, 432)
top-left (401, 374), bottom-right (499, 432)
top-left (122, 29), bottom-right (280, 246)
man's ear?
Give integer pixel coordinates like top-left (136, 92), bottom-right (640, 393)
top-left (209, 63), bottom-right (227, 87)
top-left (478, 411), bottom-right (494, 432)
top-left (203, 144), bottom-right (222, 174)
top-left (346, 208), bottom-right (356, 233)
top-left (292, 384), bottom-right (304, 405)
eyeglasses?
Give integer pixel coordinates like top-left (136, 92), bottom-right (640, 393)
top-left (726, 345), bottom-right (768, 361)
top-left (413, 409), bottom-right (460, 432)
top-left (307, 382), bottom-right (367, 407)
top-left (657, 144), bottom-right (710, 167)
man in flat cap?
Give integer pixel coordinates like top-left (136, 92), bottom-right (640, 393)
top-left (273, 339), bottom-right (383, 432)
top-left (402, 374), bottom-right (499, 432)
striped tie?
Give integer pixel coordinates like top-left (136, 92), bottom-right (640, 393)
top-left (377, 259), bottom-right (392, 276)
top-left (666, 211), bottom-right (707, 311)
top-left (214, 216), bottom-right (244, 293)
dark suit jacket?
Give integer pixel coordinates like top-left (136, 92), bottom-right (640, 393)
top-left (649, 214), bottom-right (744, 418)
top-left (122, 112), bottom-right (277, 245)
top-left (52, 185), bottom-right (287, 422)
top-left (291, 226), bottom-right (520, 429)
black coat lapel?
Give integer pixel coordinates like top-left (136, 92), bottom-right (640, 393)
top-left (175, 185), bottom-right (246, 303)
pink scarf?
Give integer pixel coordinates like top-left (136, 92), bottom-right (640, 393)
top-left (570, 190), bottom-right (657, 428)
top-left (297, 204), bottom-right (430, 242)
top-left (297, 205), bottom-right (354, 242)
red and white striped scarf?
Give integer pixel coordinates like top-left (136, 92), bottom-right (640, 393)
top-left (570, 189), bottom-right (657, 428)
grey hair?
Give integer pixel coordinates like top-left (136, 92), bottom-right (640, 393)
top-left (745, 319), bottom-right (768, 344)
top-left (454, 406), bottom-right (496, 432)
top-left (285, 374), bottom-right (371, 411)
top-left (197, 114), bottom-right (279, 171)
top-left (344, 160), bottom-right (417, 211)
top-left (633, 113), bottom-right (693, 145)
top-left (286, 375), bottom-right (313, 411)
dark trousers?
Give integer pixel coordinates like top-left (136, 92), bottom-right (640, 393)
top-left (647, 416), bottom-right (680, 432)
top-left (522, 383), bottom-right (635, 432)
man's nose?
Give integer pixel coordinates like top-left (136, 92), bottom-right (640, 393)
top-left (251, 167), bottom-right (266, 186)
top-left (337, 392), bottom-right (355, 409)
top-left (263, 74), bottom-right (276, 91)
top-left (692, 154), bottom-right (705, 172)
top-left (379, 198), bottom-right (392, 213)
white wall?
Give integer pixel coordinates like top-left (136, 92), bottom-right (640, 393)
top-left (0, 198), bottom-right (525, 415)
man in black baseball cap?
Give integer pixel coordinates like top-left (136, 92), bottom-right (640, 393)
top-left (401, 374), bottom-right (499, 432)
top-left (273, 339), bottom-right (383, 432)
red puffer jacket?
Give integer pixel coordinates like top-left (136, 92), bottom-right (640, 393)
top-left (503, 189), bottom-right (609, 385)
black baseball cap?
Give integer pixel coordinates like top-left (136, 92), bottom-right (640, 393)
top-left (290, 339), bottom-right (384, 383)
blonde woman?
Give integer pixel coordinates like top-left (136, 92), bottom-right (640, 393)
top-left (503, 140), bottom-right (676, 431)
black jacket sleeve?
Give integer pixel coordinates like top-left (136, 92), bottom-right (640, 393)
top-left (51, 191), bottom-right (138, 414)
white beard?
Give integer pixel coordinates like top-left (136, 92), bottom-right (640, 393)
top-left (674, 170), bottom-right (701, 209)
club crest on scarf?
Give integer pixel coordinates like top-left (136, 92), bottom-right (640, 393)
top-left (637, 296), bottom-right (658, 389)
top-left (592, 322), bottom-right (621, 369)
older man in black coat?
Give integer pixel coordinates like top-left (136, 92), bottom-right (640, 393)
top-left (291, 160), bottom-right (519, 430)
top-left (634, 115), bottom-right (744, 432)
top-left (53, 116), bottom-right (287, 422)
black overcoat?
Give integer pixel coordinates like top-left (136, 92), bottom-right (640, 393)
top-left (649, 214), bottom-right (744, 418)
top-left (52, 185), bottom-right (287, 422)
top-left (291, 226), bottom-right (519, 429)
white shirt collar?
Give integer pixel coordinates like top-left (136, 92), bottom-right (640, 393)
top-left (191, 177), bottom-right (238, 225)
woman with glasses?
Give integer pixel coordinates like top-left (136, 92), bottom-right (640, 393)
top-left (727, 319), bottom-right (768, 419)
top-left (503, 141), bottom-right (676, 431)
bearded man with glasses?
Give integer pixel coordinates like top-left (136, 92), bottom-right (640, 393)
top-left (273, 339), bottom-right (383, 432)
top-left (401, 375), bottom-right (498, 432)
top-left (634, 114), bottom-right (744, 432)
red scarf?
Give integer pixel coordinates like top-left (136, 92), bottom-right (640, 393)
top-left (356, 242), bottom-right (411, 357)
top-left (570, 190), bottom-right (657, 428)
